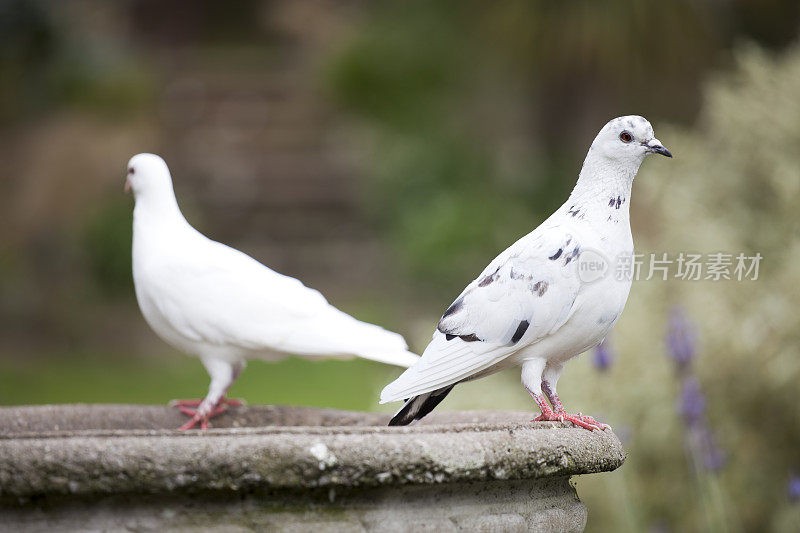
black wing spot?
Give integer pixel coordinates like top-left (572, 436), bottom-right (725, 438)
top-left (609, 197), bottom-right (616, 207)
top-left (511, 320), bottom-right (530, 344)
top-left (549, 248), bottom-right (563, 260)
top-left (531, 281), bottom-right (548, 296)
top-left (564, 246), bottom-right (581, 265)
top-left (478, 266), bottom-right (501, 287)
top-left (442, 297), bottom-right (463, 319)
top-left (443, 331), bottom-right (480, 342)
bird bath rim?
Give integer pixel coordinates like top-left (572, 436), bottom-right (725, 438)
top-left (0, 404), bottom-right (625, 502)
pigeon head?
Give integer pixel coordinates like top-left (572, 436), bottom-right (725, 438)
top-left (591, 115), bottom-right (671, 164)
top-left (125, 153), bottom-right (174, 199)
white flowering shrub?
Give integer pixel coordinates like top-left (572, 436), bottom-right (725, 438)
top-left (585, 43), bottom-right (800, 532)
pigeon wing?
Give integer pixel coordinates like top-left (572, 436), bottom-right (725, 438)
top-left (381, 227), bottom-right (582, 402)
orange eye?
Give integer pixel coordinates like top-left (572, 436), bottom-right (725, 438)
top-left (619, 131), bottom-right (633, 143)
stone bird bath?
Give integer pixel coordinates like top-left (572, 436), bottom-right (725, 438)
top-left (0, 405), bottom-right (624, 532)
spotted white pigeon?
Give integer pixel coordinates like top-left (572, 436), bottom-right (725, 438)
top-left (381, 116), bottom-right (671, 429)
top-left (126, 153), bottom-right (419, 430)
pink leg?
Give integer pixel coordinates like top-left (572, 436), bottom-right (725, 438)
top-left (175, 399), bottom-right (244, 431)
top-left (529, 385), bottom-right (608, 431)
top-left (172, 360), bottom-right (245, 430)
top-left (541, 381), bottom-right (566, 412)
top-left (542, 380), bottom-right (605, 426)
top-left (173, 397), bottom-right (246, 431)
top-left (177, 404), bottom-right (228, 431)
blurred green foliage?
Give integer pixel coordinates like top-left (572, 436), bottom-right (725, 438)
top-left (0, 0), bottom-right (56, 121)
top-left (82, 198), bottom-right (134, 296)
top-left (327, 2), bottom-right (555, 291)
top-left (326, 4), bottom-right (466, 132)
top-left (326, 0), bottom-right (799, 296)
top-left (351, 132), bottom-right (534, 289)
top-left (51, 58), bottom-right (154, 117)
top-left (0, 0), bottom-right (154, 122)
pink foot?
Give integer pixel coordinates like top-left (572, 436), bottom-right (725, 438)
top-left (532, 411), bottom-right (610, 431)
top-left (529, 390), bottom-right (609, 431)
top-left (170, 397), bottom-right (244, 431)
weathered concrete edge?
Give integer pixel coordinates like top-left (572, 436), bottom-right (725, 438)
top-left (0, 421), bottom-right (612, 440)
top-left (0, 425), bottom-right (624, 502)
top-left (1, 478), bottom-right (590, 533)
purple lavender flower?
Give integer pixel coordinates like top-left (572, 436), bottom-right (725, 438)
top-left (702, 447), bottom-right (727, 472)
top-left (678, 376), bottom-right (706, 427)
top-left (677, 378), bottom-right (727, 473)
top-left (683, 424), bottom-right (726, 473)
top-left (789, 474), bottom-right (800, 503)
top-left (666, 307), bottom-right (697, 372)
top-left (665, 307), bottom-right (726, 474)
top-left (696, 426), bottom-right (726, 472)
top-left (593, 337), bottom-right (614, 372)
top-left (648, 523), bottom-right (670, 533)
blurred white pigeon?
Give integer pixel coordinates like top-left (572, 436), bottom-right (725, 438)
top-left (126, 153), bottom-right (419, 430)
top-left (381, 116), bottom-right (671, 429)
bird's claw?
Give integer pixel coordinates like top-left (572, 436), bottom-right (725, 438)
top-left (171, 397), bottom-right (244, 430)
top-left (176, 405), bottom-right (228, 431)
top-left (532, 411), bottom-right (609, 431)
top-left (177, 414), bottom-right (207, 431)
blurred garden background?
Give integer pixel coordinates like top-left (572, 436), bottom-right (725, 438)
top-left (1, 0), bottom-right (800, 531)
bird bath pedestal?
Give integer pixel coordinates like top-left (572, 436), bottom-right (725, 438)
top-left (0, 405), bottom-right (624, 532)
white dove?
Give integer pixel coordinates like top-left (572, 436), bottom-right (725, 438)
top-left (126, 153), bottom-right (419, 430)
top-left (381, 116), bottom-right (671, 429)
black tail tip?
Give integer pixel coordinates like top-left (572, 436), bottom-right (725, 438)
top-left (386, 386), bottom-right (455, 427)
top-left (388, 398), bottom-right (414, 426)
top-left (387, 415), bottom-right (412, 426)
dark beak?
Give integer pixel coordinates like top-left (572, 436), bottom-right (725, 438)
top-left (645, 138), bottom-right (672, 158)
